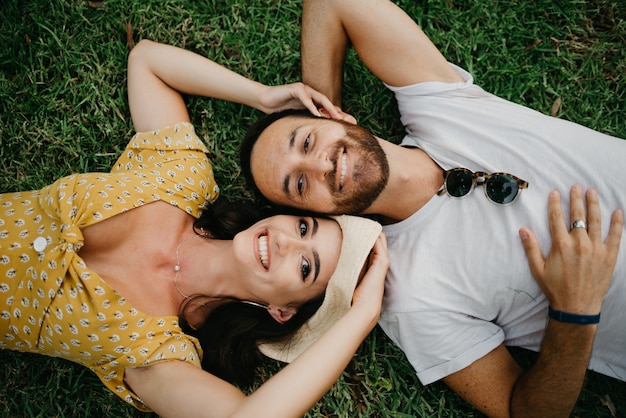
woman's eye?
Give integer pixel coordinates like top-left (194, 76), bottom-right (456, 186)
top-left (301, 257), bottom-right (311, 280)
top-left (299, 219), bottom-right (308, 237)
top-left (303, 135), bottom-right (310, 152)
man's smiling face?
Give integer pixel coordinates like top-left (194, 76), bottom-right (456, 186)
top-left (250, 115), bottom-right (389, 214)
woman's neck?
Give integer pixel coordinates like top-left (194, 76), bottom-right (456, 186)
top-left (172, 236), bottom-right (246, 303)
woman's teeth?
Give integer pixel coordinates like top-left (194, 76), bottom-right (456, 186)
top-left (258, 235), bottom-right (268, 268)
top-left (340, 152), bottom-right (347, 188)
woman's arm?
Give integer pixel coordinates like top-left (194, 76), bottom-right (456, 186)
top-left (127, 39), bottom-right (340, 132)
top-left (125, 234), bottom-right (388, 418)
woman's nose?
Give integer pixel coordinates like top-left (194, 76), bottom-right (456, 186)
top-left (275, 230), bottom-right (303, 257)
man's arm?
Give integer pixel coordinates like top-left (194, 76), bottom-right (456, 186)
top-left (444, 328), bottom-right (595, 418)
top-left (301, 0), bottom-right (461, 107)
top-left (445, 186), bottom-right (623, 418)
top-left (302, 1), bottom-right (624, 414)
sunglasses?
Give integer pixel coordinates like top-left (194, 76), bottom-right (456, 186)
top-left (437, 168), bottom-right (528, 205)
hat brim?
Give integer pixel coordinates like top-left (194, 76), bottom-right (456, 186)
top-left (258, 215), bottom-right (382, 363)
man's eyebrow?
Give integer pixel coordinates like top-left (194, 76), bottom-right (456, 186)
top-left (312, 217), bottom-right (320, 282)
top-left (282, 128), bottom-right (300, 199)
top-left (289, 128), bottom-right (296, 149)
top-left (282, 175), bottom-right (291, 199)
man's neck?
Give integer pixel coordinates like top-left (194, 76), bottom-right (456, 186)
top-left (365, 141), bottom-right (442, 224)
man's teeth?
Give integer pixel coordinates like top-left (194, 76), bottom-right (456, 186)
top-left (340, 152), bottom-right (347, 188)
top-left (258, 235), bottom-right (268, 268)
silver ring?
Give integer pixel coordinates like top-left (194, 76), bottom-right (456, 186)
top-left (571, 219), bottom-right (587, 230)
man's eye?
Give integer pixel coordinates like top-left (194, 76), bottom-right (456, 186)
top-left (297, 177), bottom-right (304, 195)
top-left (299, 219), bottom-right (308, 237)
top-left (301, 257), bottom-right (311, 280)
top-left (303, 135), bottom-right (310, 152)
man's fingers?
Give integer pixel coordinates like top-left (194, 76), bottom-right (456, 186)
top-left (568, 184), bottom-right (587, 234)
top-left (519, 228), bottom-right (544, 279)
top-left (547, 190), bottom-right (567, 240)
top-left (583, 188), bottom-right (601, 242)
top-left (605, 209), bottom-right (624, 259)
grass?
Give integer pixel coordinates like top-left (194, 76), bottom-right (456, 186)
top-left (1, 0), bottom-right (625, 416)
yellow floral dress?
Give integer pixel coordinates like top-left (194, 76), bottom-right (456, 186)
top-left (0, 123), bottom-right (219, 410)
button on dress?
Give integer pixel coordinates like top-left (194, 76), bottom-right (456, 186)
top-left (0, 123), bottom-right (220, 410)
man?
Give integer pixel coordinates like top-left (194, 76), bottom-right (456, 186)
top-left (239, 0), bottom-right (626, 416)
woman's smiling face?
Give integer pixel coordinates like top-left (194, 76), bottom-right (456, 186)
top-left (232, 215), bottom-right (342, 312)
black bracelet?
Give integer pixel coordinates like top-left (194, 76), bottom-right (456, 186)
top-left (548, 306), bottom-right (601, 325)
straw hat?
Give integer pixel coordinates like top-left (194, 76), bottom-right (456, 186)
top-left (259, 215), bottom-right (382, 363)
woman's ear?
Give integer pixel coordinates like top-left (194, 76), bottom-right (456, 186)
top-left (267, 306), bottom-right (297, 324)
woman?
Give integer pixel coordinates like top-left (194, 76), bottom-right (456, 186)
top-left (0, 39), bottom-right (388, 417)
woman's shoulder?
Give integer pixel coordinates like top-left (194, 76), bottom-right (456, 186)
top-left (128, 122), bottom-right (210, 153)
top-left (107, 122), bottom-right (220, 213)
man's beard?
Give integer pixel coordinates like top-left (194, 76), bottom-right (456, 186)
top-left (327, 123), bottom-right (389, 214)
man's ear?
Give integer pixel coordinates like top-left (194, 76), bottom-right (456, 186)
top-left (319, 107), bottom-right (358, 125)
top-left (267, 306), bottom-right (297, 324)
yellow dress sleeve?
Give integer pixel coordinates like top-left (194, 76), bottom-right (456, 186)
top-left (111, 122), bottom-right (220, 218)
top-left (1, 122), bottom-right (220, 411)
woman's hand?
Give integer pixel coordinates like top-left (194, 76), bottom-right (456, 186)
top-left (127, 234), bottom-right (389, 418)
top-left (351, 233), bottom-right (389, 321)
top-left (257, 82), bottom-right (348, 120)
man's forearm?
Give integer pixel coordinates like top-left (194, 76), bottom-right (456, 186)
top-left (510, 320), bottom-right (596, 417)
top-left (301, 0), bottom-right (349, 106)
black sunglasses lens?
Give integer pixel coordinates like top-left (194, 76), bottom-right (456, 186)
top-left (486, 174), bottom-right (519, 204)
top-left (446, 170), bottom-right (473, 197)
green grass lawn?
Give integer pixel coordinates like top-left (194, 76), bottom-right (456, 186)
top-left (1, 0), bottom-right (625, 416)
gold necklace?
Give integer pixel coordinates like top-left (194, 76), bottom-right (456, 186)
top-left (173, 234), bottom-right (202, 299)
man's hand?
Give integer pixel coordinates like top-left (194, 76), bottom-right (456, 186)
top-left (506, 185), bottom-right (624, 417)
top-left (520, 184), bottom-right (623, 315)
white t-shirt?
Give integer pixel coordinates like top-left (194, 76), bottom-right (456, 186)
top-left (379, 65), bottom-right (626, 385)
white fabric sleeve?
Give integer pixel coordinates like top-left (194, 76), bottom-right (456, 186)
top-left (379, 309), bottom-right (505, 385)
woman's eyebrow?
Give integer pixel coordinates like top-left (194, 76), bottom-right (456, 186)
top-left (312, 217), bottom-right (320, 282)
top-left (313, 250), bottom-right (320, 283)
